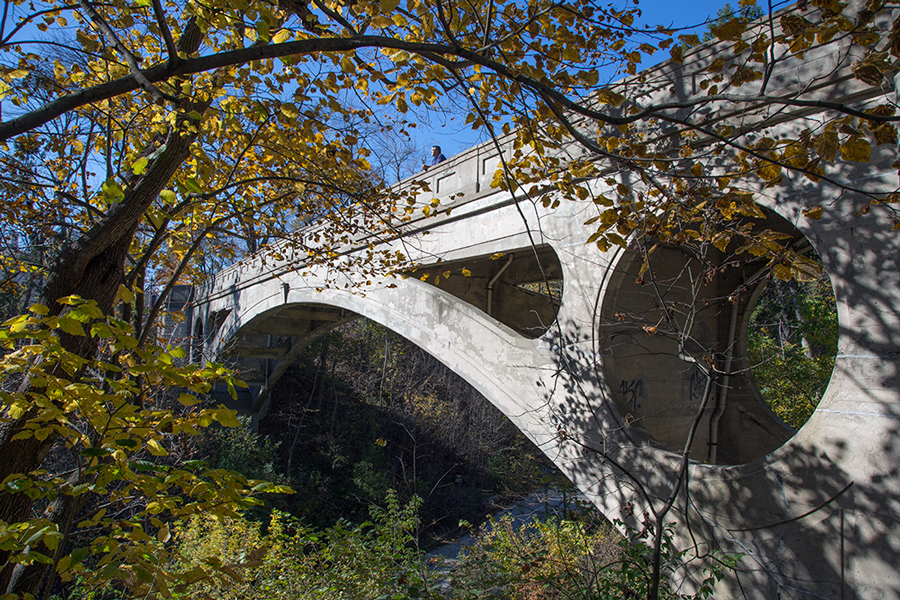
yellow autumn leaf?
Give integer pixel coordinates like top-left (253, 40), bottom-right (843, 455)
top-left (711, 233), bottom-right (731, 252)
top-left (772, 262), bottom-right (792, 280)
top-left (146, 439), bottom-right (168, 456)
top-left (147, 209), bottom-right (167, 229)
top-left (381, 0), bottom-right (401, 13)
top-left (132, 157), bottom-right (149, 175)
top-left (7, 399), bottom-right (28, 419)
top-left (370, 16), bottom-right (393, 28)
top-left (802, 205), bottom-right (824, 219)
top-left (157, 524), bottom-right (171, 543)
top-left (214, 408), bottom-right (241, 427)
top-left (813, 128), bottom-right (839, 161)
top-left (710, 18), bottom-right (746, 41)
top-left (595, 88), bottom-right (626, 107)
top-left (791, 258), bottom-right (820, 282)
top-left (840, 136), bottom-right (871, 163)
top-left (116, 284), bottom-right (135, 304)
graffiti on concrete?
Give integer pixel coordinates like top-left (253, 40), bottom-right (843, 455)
top-left (620, 378), bottom-right (644, 411)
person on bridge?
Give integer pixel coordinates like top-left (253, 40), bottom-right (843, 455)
top-left (422, 145), bottom-right (447, 170)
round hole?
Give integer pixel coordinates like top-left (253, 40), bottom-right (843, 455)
top-left (598, 210), bottom-right (838, 465)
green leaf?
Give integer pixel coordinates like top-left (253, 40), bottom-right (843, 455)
top-left (69, 546), bottom-right (90, 567)
top-left (7, 315), bottom-right (28, 333)
top-left (101, 179), bottom-right (124, 203)
top-left (130, 460), bottom-right (160, 472)
top-left (159, 189), bottom-right (177, 204)
top-left (177, 393), bottom-right (201, 407)
top-left (81, 447), bottom-right (111, 457)
top-left (57, 316), bottom-right (86, 337)
top-left (91, 322), bottom-right (113, 338)
top-left (182, 178), bottom-right (203, 195)
top-left (132, 157), bottom-right (149, 175)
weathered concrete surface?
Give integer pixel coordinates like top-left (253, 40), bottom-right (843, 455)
top-left (191, 3), bottom-right (900, 598)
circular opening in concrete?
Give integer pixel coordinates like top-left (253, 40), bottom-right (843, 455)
top-left (597, 210), bottom-right (835, 465)
top-left (745, 257), bottom-right (838, 431)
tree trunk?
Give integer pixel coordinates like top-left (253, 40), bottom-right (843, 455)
top-left (0, 108), bottom-right (206, 596)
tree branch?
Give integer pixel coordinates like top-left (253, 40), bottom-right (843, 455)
top-left (77, 0), bottom-right (177, 104)
top-left (149, 0), bottom-right (178, 66)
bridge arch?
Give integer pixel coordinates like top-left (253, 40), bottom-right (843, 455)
top-left (207, 256), bottom-right (570, 459)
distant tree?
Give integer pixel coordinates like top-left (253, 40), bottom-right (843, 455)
top-left (702, 2), bottom-right (766, 41)
top-left (748, 272), bottom-right (838, 429)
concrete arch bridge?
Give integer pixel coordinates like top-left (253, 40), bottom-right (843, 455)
top-left (183, 6), bottom-right (900, 598)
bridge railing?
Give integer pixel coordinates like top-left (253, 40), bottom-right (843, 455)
top-left (195, 131), bottom-right (524, 299)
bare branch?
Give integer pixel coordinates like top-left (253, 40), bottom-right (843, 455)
top-left (149, 0), bottom-right (178, 65)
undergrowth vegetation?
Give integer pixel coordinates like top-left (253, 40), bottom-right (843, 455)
top-left (747, 271), bottom-right (838, 430)
top-left (56, 495), bottom-right (729, 600)
top-left (448, 505), bottom-right (732, 600)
